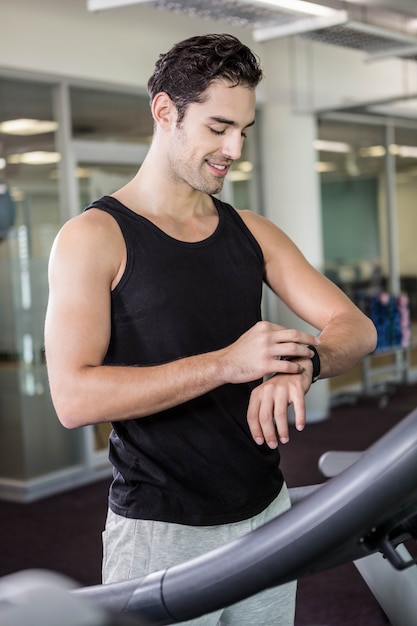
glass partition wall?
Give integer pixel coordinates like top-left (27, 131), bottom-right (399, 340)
top-left (317, 114), bottom-right (417, 393)
top-left (0, 73), bottom-right (262, 501)
top-left (0, 78), bottom-right (84, 501)
top-left (0, 76), bottom-right (155, 500)
top-left (317, 115), bottom-right (417, 316)
top-left (316, 118), bottom-right (386, 296)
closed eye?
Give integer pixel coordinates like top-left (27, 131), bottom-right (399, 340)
top-left (210, 128), bottom-right (247, 138)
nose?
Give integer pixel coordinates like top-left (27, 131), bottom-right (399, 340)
top-left (221, 131), bottom-right (244, 161)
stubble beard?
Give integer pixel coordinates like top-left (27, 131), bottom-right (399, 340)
top-left (181, 159), bottom-right (226, 196)
top-left (169, 126), bottom-right (225, 196)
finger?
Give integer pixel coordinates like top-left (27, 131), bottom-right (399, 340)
top-left (270, 342), bottom-right (318, 363)
top-left (275, 344), bottom-right (315, 361)
top-left (292, 391), bottom-right (307, 432)
top-left (273, 359), bottom-right (304, 375)
top-left (258, 400), bottom-right (279, 449)
top-left (247, 386), bottom-right (279, 449)
top-left (272, 328), bottom-right (319, 346)
top-left (273, 401), bottom-right (290, 445)
top-left (246, 394), bottom-right (265, 446)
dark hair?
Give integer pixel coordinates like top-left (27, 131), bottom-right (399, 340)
top-left (147, 33), bottom-right (263, 123)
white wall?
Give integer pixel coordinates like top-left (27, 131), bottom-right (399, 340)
top-left (0, 0), bottom-right (256, 86)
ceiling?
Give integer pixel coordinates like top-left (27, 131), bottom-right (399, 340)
top-left (353, 0), bottom-right (416, 14)
top-left (87, 0), bottom-right (417, 19)
top-left (87, 0), bottom-right (417, 58)
top-left (86, 0), bottom-right (417, 124)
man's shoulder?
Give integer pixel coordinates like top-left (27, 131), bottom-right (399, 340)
top-left (237, 209), bottom-right (277, 236)
top-left (55, 207), bottom-right (123, 257)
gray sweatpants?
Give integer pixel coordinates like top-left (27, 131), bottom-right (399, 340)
top-left (102, 484), bottom-right (296, 626)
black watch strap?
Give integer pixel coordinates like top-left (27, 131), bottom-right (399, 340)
top-left (308, 344), bottom-right (321, 383)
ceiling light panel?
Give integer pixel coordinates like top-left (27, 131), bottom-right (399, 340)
top-left (314, 139), bottom-right (351, 152)
top-left (149, 0), bottom-right (299, 29)
top-left (303, 21), bottom-right (417, 54)
top-left (239, 0), bottom-right (338, 17)
top-left (7, 151), bottom-right (61, 165)
top-left (0, 119), bottom-right (58, 136)
top-left (88, 0), bottom-right (331, 28)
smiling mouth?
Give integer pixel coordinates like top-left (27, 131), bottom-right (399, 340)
top-left (207, 160), bottom-right (231, 175)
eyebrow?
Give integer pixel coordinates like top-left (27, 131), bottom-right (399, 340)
top-left (208, 116), bottom-right (256, 129)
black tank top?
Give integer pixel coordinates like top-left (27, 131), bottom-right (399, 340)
top-left (85, 195), bottom-right (283, 525)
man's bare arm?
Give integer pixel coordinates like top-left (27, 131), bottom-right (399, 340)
top-left (241, 210), bottom-right (377, 375)
top-left (240, 210), bottom-right (377, 447)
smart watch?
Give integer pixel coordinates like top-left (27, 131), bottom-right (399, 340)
top-left (308, 344), bottom-right (321, 383)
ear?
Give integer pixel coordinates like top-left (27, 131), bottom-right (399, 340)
top-left (151, 92), bottom-right (177, 130)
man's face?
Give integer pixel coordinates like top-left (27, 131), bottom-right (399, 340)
top-left (166, 81), bottom-right (256, 195)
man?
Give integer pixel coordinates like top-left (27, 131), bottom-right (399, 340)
top-left (45, 33), bottom-right (377, 625)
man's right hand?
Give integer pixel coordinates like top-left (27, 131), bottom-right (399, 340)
top-left (219, 321), bottom-right (319, 384)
